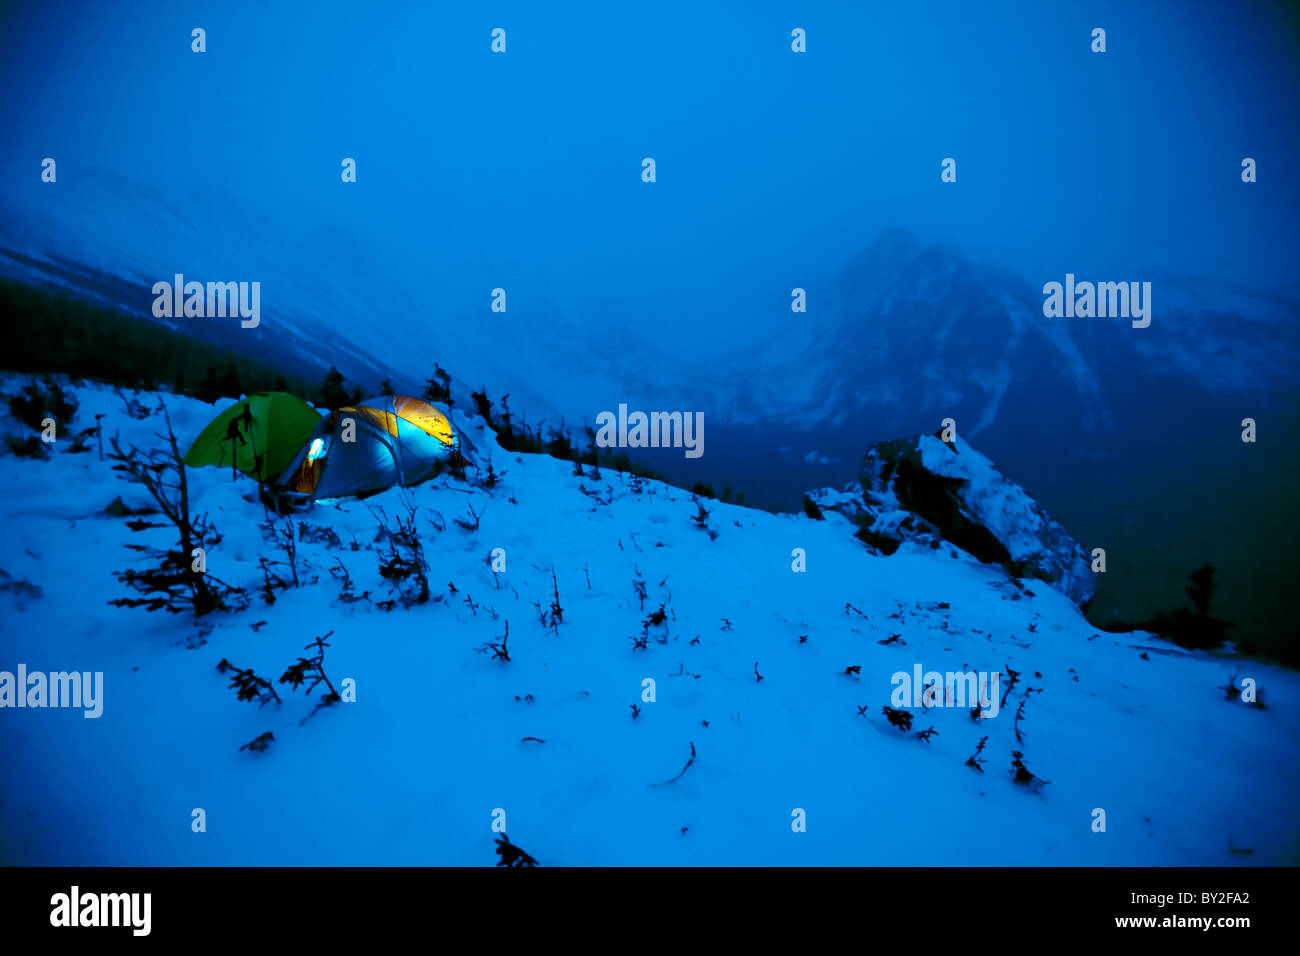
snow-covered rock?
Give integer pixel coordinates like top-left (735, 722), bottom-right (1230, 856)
top-left (809, 433), bottom-right (1096, 605)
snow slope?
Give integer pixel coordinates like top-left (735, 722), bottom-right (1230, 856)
top-left (0, 379), bottom-right (1297, 865)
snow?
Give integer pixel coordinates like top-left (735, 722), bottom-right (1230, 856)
top-left (1, 378), bottom-right (1297, 865)
top-left (915, 434), bottom-right (1092, 595)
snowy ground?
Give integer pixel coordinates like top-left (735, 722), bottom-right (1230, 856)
top-left (1, 378), bottom-right (1297, 866)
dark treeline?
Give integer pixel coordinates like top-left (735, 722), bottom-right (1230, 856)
top-left (0, 279), bottom-right (318, 403)
top-left (1, 278), bottom-right (739, 501)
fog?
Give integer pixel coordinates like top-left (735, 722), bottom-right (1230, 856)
top-left (2, 0), bottom-right (1297, 376)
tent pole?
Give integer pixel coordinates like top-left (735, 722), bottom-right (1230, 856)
top-left (391, 395), bottom-right (404, 488)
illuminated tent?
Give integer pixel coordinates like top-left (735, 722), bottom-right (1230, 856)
top-left (273, 395), bottom-right (461, 503)
top-left (183, 392), bottom-right (323, 482)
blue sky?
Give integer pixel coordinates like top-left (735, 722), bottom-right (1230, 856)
top-left (1, 0), bottom-right (1297, 360)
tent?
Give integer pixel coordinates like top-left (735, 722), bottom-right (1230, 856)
top-left (273, 395), bottom-right (461, 503)
top-left (183, 392), bottom-right (323, 482)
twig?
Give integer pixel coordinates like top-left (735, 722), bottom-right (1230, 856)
top-left (652, 741), bottom-right (696, 787)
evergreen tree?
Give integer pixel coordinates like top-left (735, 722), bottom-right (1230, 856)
top-left (547, 422), bottom-right (574, 461)
top-left (1138, 562), bottom-right (1231, 651)
top-left (319, 367), bottom-right (350, 409)
top-left (216, 363), bottom-right (241, 401)
top-left (422, 364), bottom-right (452, 407)
top-left (499, 393), bottom-right (512, 438)
top-left (197, 366), bottom-right (222, 404)
top-left (471, 387), bottom-right (492, 424)
top-left (1186, 563), bottom-right (1217, 618)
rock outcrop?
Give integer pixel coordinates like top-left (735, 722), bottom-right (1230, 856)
top-left (807, 433), bottom-right (1095, 604)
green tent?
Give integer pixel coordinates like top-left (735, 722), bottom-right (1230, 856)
top-left (184, 392), bottom-right (322, 482)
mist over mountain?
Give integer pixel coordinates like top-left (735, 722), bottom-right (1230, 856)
top-left (3, 0), bottom-right (1298, 392)
top-left (8, 220), bottom-right (1295, 488)
top-left (723, 229), bottom-right (1299, 461)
